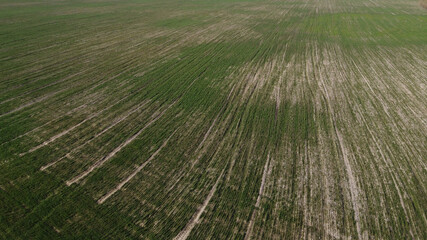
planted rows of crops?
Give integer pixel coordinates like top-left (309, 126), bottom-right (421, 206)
top-left (1, 0), bottom-right (426, 239)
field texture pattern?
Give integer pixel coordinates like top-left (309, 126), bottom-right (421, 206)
top-left (0, 0), bottom-right (426, 239)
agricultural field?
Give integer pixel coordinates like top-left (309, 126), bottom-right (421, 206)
top-left (0, 0), bottom-right (426, 239)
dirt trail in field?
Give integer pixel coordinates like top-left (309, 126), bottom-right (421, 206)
top-left (173, 168), bottom-right (225, 240)
top-left (98, 129), bottom-right (177, 204)
top-left (244, 154), bottom-right (270, 240)
top-left (66, 101), bottom-right (177, 186)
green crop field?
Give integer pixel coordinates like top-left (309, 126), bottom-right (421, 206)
top-left (0, 0), bottom-right (426, 239)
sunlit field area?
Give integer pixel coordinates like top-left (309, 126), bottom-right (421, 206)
top-left (1, 0), bottom-right (426, 239)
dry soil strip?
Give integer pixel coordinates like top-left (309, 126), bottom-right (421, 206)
top-left (244, 154), bottom-right (270, 240)
top-left (66, 101), bottom-right (177, 186)
top-left (98, 129), bottom-right (177, 204)
top-left (0, 67), bottom-right (93, 106)
top-left (40, 100), bottom-right (150, 171)
top-left (353, 103), bottom-right (416, 235)
top-left (0, 89), bottom-right (65, 118)
top-left (23, 113), bottom-right (96, 155)
top-left (1, 103), bottom-right (88, 147)
top-left (317, 45), bottom-right (363, 239)
top-left (21, 101), bottom-right (112, 156)
top-left (173, 168), bottom-right (225, 240)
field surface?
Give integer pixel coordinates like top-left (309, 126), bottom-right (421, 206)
top-left (1, 0), bottom-right (426, 239)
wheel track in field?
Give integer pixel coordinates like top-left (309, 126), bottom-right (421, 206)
top-left (0, 26), bottom-right (203, 128)
top-left (22, 106), bottom-right (108, 155)
top-left (352, 102), bottom-right (417, 237)
top-left (65, 63), bottom-right (203, 186)
top-left (162, 40), bottom-right (253, 193)
top-left (0, 67), bottom-right (93, 106)
top-left (0, 103), bottom-right (88, 147)
top-left (339, 44), bottom-right (427, 234)
top-left (161, 41), bottom-right (272, 234)
top-left (97, 129), bottom-right (178, 204)
top-left (65, 100), bottom-right (178, 186)
top-left (17, 39), bottom-right (200, 156)
top-left (244, 153), bottom-right (270, 240)
top-left (315, 43), bottom-right (363, 239)
top-left (40, 100), bottom-right (150, 171)
top-left (173, 168), bottom-right (225, 240)
top-left (0, 89), bottom-right (65, 118)
top-left (20, 83), bottom-right (142, 156)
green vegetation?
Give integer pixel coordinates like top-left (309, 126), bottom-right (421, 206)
top-left (0, 0), bottom-right (426, 239)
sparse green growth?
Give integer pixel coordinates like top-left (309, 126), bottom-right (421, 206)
top-left (0, 0), bottom-right (426, 239)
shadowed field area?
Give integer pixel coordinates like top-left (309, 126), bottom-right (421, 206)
top-left (0, 0), bottom-right (426, 239)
